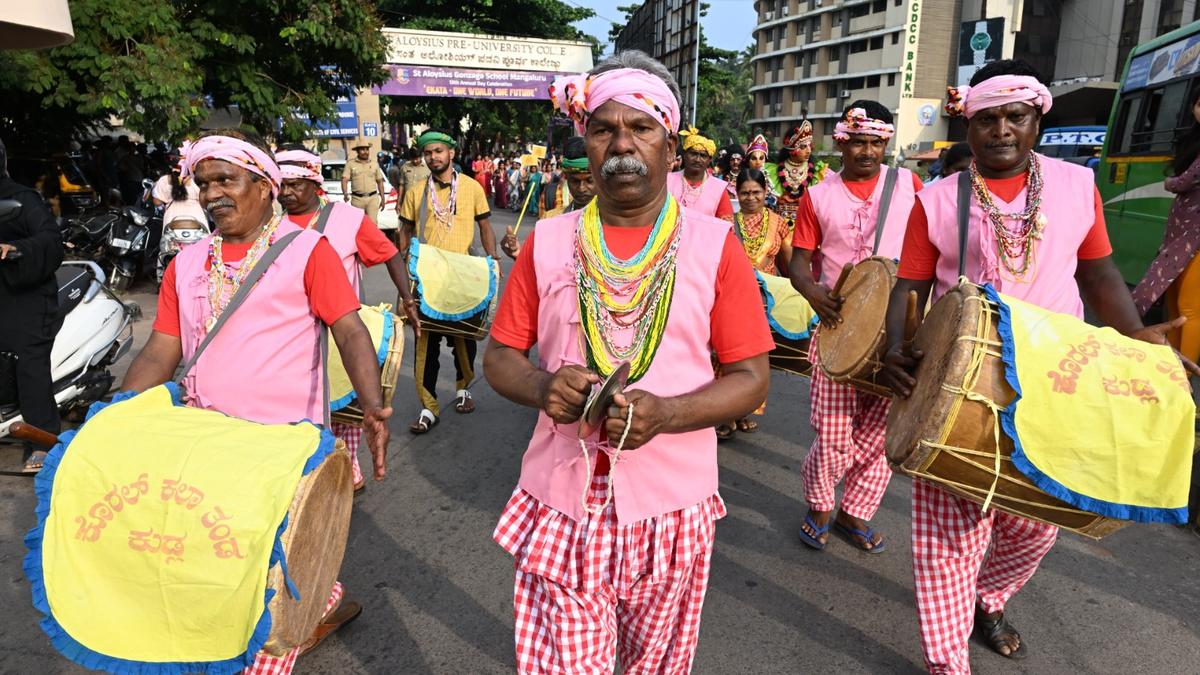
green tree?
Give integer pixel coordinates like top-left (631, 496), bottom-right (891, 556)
top-left (0, 0), bottom-right (387, 152)
top-left (696, 43), bottom-right (754, 146)
top-left (375, 0), bottom-right (595, 153)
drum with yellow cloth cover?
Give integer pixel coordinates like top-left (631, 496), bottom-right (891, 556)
top-left (23, 384), bottom-right (353, 673)
top-left (329, 304), bottom-right (405, 425)
top-left (408, 240), bottom-right (499, 340)
top-left (886, 282), bottom-right (1195, 539)
top-left (755, 271), bottom-right (816, 375)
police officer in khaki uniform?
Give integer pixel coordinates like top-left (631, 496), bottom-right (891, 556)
top-left (341, 140), bottom-right (386, 224)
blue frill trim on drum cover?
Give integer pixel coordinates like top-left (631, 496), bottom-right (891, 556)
top-left (407, 239), bottom-right (499, 321)
top-left (22, 383), bottom-right (338, 675)
top-left (983, 284), bottom-right (1188, 525)
top-left (755, 271), bottom-right (819, 340)
top-left (328, 310), bottom-right (394, 413)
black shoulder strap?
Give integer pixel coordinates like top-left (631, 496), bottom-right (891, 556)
top-left (314, 202), bottom-right (336, 233)
top-left (175, 230), bottom-right (303, 383)
top-left (872, 166), bottom-right (900, 255)
top-left (957, 170), bottom-right (971, 278)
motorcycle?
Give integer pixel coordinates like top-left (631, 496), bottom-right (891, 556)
top-left (104, 203), bottom-right (156, 291)
top-left (0, 201), bottom-right (137, 440)
top-left (61, 206), bottom-right (119, 260)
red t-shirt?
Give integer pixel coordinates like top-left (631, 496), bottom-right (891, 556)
top-left (792, 170), bottom-right (925, 251)
top-left (685, 176), bottom-right (734, 218)
top-left (897, 174), bottom-right (1112, 280)
top-left (284, 211), bottom-right (399, 266)
top-left (153, 238), bottom-right (360, 337)
top-left (491, 226), bottom-right (775, 365)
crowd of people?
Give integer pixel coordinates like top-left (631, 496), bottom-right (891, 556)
top-left (4, 44), bottom-right (1199, 675)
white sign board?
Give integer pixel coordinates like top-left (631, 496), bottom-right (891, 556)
top-left (383, 28), bottom-right (594, 74)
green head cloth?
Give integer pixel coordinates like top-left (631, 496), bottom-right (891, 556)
top-left (417, 131), bottom-right (457, 150)
top-left (561, 156), bottom-right (589, 172)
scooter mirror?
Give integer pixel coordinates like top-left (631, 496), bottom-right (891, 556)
top-left (0, 199), bottom-right (22, 224)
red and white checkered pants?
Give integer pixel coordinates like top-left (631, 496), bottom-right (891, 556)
top-left (802, 340), bottom-right (892, 518)
top-left (241, 580), bottom-right (345, 675)
top-left (494, 476), bottom-right (724, 674)
top-left (331, 421), bottom-right (364, 485)
top-left (911, 479), bottom-right (1058, 674)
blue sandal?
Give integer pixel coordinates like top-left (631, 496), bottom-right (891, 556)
top-left (833, 521), bottom-right (887, 554)
top-left (798, 514), bottom-right (830, 550)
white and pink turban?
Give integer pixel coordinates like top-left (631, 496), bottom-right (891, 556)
top-left (944, 75), bottom-right (1053, 119)
top-left (549, 68), bottom-right (681, 135)
top-left (833, 108), bottom-right (895, 142)
top-left (276, 148), bottom-right (323, 183)
top-left (179, 135), bottom-right (282, 197)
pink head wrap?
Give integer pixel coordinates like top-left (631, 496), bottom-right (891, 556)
top-left (550, 68), bottom-right (681, 135)
top-left (944, 75), bottom-right (1053, 119)
top-left (179, 135), bottom-right (282, 197)
top-left (833, 108), bottom-right (895, 141)
top-left (276, 149), bottom-right (323, 183)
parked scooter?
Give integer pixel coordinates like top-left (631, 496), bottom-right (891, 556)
top-left (104, 203), bottom-right (156, 291)
top-left (157, 213), bottom-right (210, 284)
top-left (0, 245), bottom-right (137, 440)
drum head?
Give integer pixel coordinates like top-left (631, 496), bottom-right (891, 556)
top-left (263, 443), bottom-right (354, 655)
top-left (579, 362), bottom-right (630, 439)
top-left (884, 283), bottom-right (980, 467)
top-left (817, 257), bottom-right (897, 378)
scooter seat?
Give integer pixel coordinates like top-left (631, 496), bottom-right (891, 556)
top-left (56, 266), bottom-right (91, 318)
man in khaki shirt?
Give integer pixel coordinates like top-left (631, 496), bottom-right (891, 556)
top-left (395, 147), bottom-right (431, 213)
top-left (398, 129), bottom-right (499, 434)
top-left (341, 141), bottom-right (385, 224)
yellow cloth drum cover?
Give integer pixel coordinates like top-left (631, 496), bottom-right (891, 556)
top-left (407, 240), bottom-right (499, 321)
top-left (24, 384), bottom-right (337, 674)
top-left (327, 305), bottom-right (398, 412)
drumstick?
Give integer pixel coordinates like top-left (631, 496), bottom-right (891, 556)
top-left (10, 422), bottom-right (60, 448)
top-left (831, 263), bottom-right (854, 299)
top-left (511, 179), bottom-right (538, 237)
top-left (902, 290), bottom-right (921, 352)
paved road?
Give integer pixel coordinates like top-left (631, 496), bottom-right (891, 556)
top-left (2, 208), bottom-right (1198, 674)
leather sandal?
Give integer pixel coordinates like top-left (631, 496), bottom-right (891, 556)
top-left (298, 600), bottom-right (363, 657)
top-left (975, 606), bottom-right (1028, 660)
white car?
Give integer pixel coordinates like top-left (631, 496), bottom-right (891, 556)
top-left (321, 159), bottom-right (400, 231)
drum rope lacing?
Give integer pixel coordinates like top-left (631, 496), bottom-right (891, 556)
top-left (914, 292), bottom-right (1095, 516)
top-left (579, 402), bottom-right (634, 516)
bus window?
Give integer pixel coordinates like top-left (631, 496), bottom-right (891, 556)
top-left (1112, 95), bottom-right (1143, 155)
top-left (1133, 81), bottom-right (1188, 153)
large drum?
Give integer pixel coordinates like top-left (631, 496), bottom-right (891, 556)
top-left (329, 304), bottom-right (405, 426)
top-left (815, 256), bottom-right (895, 396)
top-left (409, 240), bottom-right (499, 340)
top-left (885, 283), bottom-right (1126, 539)
top-left (756, 271), bottom-right (815, 376)
top-left (25, 385), bottom-right (354, 670)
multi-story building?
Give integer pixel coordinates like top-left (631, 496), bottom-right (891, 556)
top-left (750, 0), bottom-right (960, 160)
top-left (751, 0), bottom-right (1200, 154)
top-left (614, 0), bottom-right (702, 126)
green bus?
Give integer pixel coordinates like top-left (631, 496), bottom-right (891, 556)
top-left (1100, 21), bottom-right (1200, 286)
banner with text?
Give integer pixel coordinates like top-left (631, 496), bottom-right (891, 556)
top-left (383, 28), bottom-right (593, 73)
top-left (373, 66), bottom-right (556, 100)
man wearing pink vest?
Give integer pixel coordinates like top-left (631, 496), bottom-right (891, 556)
top-left (122, 130), bottom-right (392, 675)
top-left (789, 100), bottom-right (921, 554)
top-left (276, 145), bottom-right (421, 492)
top-left (881, 61), bottom-right (1187, 673)
top-left (484, 51), bottom-right (772, 673)
top-left (667, 126), bottom-right (733, 218)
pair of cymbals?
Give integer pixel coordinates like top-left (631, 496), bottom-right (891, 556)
top-left (577, 362), bottom-right (630, 439)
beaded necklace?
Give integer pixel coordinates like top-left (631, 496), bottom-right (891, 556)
top-left (574, 196), bottom-right (683, 383)
top-left (735, 210), bottom-right (770, 263)
top-left (969, 153), bottom-right (1045, 279)
top-left (205, 212), bottom-right (282, 331)
top-left (426, 172), bottom-right (458, 232)
top-left (780, 159), bottom-right (816, 196)
top-left (679, 174), bottom-right (705, 208)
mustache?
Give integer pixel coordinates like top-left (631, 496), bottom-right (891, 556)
top-left (600, 155), bottom-right (648, 178)
top-left (206, 198), bottom-right (235, 213)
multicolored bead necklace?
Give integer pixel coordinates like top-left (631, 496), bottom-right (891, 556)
top-left (969, 153), bottom-right (1045, 279)
top-left (426, 172), bottom-right (458, 232)
top-left (574, 196), bottom-right (683, 383)
top-left (205, 212), bottom-right (282, 331)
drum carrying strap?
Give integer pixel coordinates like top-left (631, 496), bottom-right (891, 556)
top-left (174, 230), bottom-right (333, 428)
top-left (871, 166), bottom-right (900, 255)
top-left (956, 169), bottom-right (971, 278)
top-left (315, 201), bottom-right (366, 303)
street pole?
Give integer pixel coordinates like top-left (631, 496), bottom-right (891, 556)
top-left (691, 0), bottom-right (701, 126)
